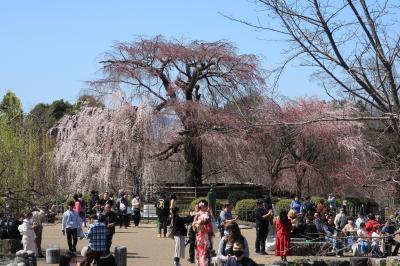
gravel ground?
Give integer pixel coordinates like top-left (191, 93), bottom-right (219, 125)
top-left (36, 222), bottom-right (351, 266)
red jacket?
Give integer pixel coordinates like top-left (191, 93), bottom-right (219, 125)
top-left (365, 219), bottom-right (381, 236)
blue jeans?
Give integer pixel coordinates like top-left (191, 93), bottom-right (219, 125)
top-left (325, 236), bottom-right (342, 256)
top-left (346, 236), bottom-right (354, 250)
top-left (359, 240), bottom-right (369, 255)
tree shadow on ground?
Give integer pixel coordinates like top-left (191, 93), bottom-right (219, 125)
top-left (126, 252), bottom-right (148, 259)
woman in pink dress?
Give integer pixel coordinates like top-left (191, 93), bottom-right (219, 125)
top-left (192, 200), bottom-right (213, 266)
top-left (275, 209), bottom-right (292, 261)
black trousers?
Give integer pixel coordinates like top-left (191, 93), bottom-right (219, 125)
top-left (133, 208), bottom-right (141, 226)
top-left (384, 238), bottom-right (400, 257)
top-left (255, 226), bottom-right (268, 253)
top-left (106, 233), bottom-right (114, 253)
top-left (188, 228), bottom-right (196, 260)
top-left (84, 248), bottom-right (105, 266)
top-left (66, 228), bottom-right (78, 252)
top-left (119, 212), bottom-right (129, 228)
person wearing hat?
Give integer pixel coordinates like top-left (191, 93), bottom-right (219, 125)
top-left (171, 207), bottom-right (192, 266)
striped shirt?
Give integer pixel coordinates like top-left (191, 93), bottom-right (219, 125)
top-left (87, 221), bottom-right (107, 252)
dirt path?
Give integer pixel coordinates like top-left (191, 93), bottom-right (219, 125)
top-left (36, 222), bottom-right (348, 266)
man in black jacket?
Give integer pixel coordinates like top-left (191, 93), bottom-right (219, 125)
top-left (254, 200), bottom-right (273, 255)
top-left (172, 207), bottom-right (192, 266)
top-left (116, 192), bottom-right (129, 229)
top-left (101, 203), bottom-right (118, 253)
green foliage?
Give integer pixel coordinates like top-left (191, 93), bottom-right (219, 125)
top-left (28, 99), bottom-right (74, 131)
top-left (82, 193), bottom-right (91, 207)
top-left (0, 197), bottom-right (5, 211)
top-left (0, 91), bottom-right (23, 123)
top-left (343, 197), bottom-right (376, 207)
top-left (310, 196), bottom-right (324, 205)
top-left (75, 95), bottom-right (105, 110)
top-left (228, 191), bottom-right (256, 206)
top-left (0, 91), bottom-right (59, 211)
top-left (49, 99), bottom-right (73, 121)
top-left (275, 199), bottom-right (292, 211)
top-left (336, 198), bottom-right (343, 206)
top-left (234, 199), bottom-right (257, 222)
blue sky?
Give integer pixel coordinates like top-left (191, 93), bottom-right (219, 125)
top-left (0, 0), bottom-right (321, 112)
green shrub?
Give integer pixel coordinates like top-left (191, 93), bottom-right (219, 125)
top-left (234, 199), bottom-right (257, 222)
top-left (344, 197), bottom-right (376, 208)
top-left (310, 196), bottom-right (324, 205)
top-left (344, 197), bottom-right (362, 207)
top-left (66, 193), bottom-right (91, 209)
top-left (228, 191), bottom-right (256, 206)
top-left (0, 197), bottom-right (5, 211)
top-left (336, 198), bottom-right (343, 206)
top-left (275, 199), bottom-right (292, 211)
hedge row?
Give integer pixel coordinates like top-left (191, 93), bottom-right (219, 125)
top-left (227, 191), bottom-right (256, 206)
top-left (275, 197), bottom-right (375, 212)
top-left (234, 199), bottom-right (257, 222)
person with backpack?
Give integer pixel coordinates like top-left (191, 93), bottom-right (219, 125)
top-left (116, 192), bottom-right (129, 229)
top-left (302, 196), bottom-right (315, 215)
top-left (155, 193), bottom-right (169, 238)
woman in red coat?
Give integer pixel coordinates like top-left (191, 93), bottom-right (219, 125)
top-left (275, 209), bottom-right (292, 261)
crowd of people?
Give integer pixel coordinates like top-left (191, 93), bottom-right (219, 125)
top-left (4, 190), bottom-right (400, 265)
top-left (158, 192), bottom-right (400, 265)
top-left (155, 192), bottom-right (258, 266)
top-left (2, 189), bottom-right (143, 266)
top-left (280, 194), bottom-right (400, 259)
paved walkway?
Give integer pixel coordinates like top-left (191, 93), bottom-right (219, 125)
top-left (36, 222), bottom-right (346, 266)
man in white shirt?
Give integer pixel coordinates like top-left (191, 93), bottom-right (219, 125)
top-left (62, 200), bottom-right (81, 252)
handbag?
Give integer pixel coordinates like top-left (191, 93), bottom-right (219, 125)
top-left (78, 228), bottom-right (86, 240)
top-left (166, 225), bottom-right (174, 239)
top-left (166, 218), bottom-right (174, 239)
top-left (211, 218), bottom-right (219, 234)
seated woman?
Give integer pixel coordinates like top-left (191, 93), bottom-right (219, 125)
top-left (304, 215), bottom-right (319, 240)
top-left (342, 217), bottom-right (357, 252)
top-left (357, 222), bottom-right (370, 256)
top-left (371, 226), bottom-right (383, 258)
top-left (217, 222), bottom-right (249, 263)
top-left (291, 213), bottom-right (306, 238)
top-left (288, 209), bottom-right (297, 227)
top-left (323, 214), bottom-right (343, 257)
